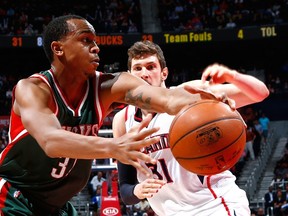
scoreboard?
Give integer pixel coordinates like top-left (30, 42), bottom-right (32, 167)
top-left (0, 24), bottom-right (286, 48)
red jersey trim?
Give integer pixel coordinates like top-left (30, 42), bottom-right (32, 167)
top-left (29, 71), bottom-right (59, 116)
top-left (48, 70), bottom-right (77, 116)
top-left (207, 175), bottom-right (232, 216)
top-left (124, 106), bottom-right (129, 121)
top-left (94, 71), bottom-right (104, 127)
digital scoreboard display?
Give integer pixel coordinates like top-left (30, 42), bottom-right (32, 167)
top-left (0, 24), bottom-right (285, 48)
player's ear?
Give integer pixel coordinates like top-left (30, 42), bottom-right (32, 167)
top-left (161, 67), bottom-right (168, 81)
top-left (51, 41), bottom-right (63, 56)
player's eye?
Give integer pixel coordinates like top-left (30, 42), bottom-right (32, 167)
top-left (83, 37), bottom-right (93, 44)
top-left (147, 65), bottom-right (155, 70)
top-left (134, 66), bottom-right (142, 71)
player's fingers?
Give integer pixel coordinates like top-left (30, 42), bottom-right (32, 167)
top-left (127, 114), bottom-right (152, 134)
top-left (201, 71), bottom-right (210, 83)
top-left (130, 160), bottom-right (152, 177)
top-left (136, 127), bottom-right (160, 141)
top-left (227, 98), bottom-right (236, 110)
top-left (201, 64), bottom-right (215, 83)
top-left (138, 113), bottom-right (153, 131)
top-left (129, 136), bottom-right (159, 151)
top-left (215, 93), bottom-right (236, 110)
top-left (132, 145), bottom-right (157, 164)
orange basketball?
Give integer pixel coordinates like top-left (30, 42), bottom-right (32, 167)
top-left (169, 99), bottom-right (246, 175)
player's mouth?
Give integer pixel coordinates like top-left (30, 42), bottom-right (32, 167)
top-left (91, 58), bottom-right (100, 66)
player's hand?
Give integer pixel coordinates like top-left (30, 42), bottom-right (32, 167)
top-left (183, 85), bottom-right (236, 110)
top-left (111, 114), bottom-right (159, 176)
top-left (201, 63), bottom-right (236, 84)
top-left (134, 178), bottom-right (166, 199)
top-left (183, 85), bottom-right (217, 100)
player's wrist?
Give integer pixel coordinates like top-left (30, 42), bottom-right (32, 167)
top-left (228, 70), bottom-right (237, 82)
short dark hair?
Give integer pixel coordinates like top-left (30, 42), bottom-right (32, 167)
top-left (43, 15), bottom-right (85, 63)
top-left (127, 40), bottom-right (166, 71)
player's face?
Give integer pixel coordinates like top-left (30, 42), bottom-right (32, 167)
top-left (59, 19), bottom-right (100, 77)
top-left (130, 54), bottom-right (166, 87)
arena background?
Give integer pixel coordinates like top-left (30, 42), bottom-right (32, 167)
top-left (1, 1), bottom-right (288, 214)
top-left (0, 28), bottom-right (287, 121)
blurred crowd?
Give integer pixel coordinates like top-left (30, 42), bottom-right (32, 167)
top-left (1, 0), bottom-right (288, 36)
top-left (0, 0), bottom-right (142, 35)
top-left (261, 143), bottom-right (288, 216)
top-left (158, 0), bottom-right (288, 32)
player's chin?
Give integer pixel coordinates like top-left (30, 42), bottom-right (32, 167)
top-left (85, 69), bottom-right (97, 77)
top-left (88, 64), bottom-right (99, 72)
top-left (88, 62), bottom-right (99, 71)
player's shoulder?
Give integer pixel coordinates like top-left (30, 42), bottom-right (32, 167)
top-left (16, 76), bottom-right (49, 93)
top-left (113, 107), bottom-right (125, 118)
top-left (112, 107), bottom-right (127, 125)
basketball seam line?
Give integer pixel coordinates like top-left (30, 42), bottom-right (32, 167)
top-left (175, 126), bottom-right (245, 160)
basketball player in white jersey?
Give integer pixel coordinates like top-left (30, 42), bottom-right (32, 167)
top-left (113, 40), bottom-right (269, 216)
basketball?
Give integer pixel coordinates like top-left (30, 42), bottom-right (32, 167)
top-left (169, 99), bottom-right (246, 175)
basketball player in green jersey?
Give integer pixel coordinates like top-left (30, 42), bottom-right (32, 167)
top-left (0, 15), bottom-right (221, 215)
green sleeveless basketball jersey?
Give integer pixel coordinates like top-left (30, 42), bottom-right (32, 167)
top-left (0, 70), bottom-right (103, 212)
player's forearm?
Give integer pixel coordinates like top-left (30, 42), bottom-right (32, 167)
top-left (125, 84), bottom-right (213, 116)
top-left (117, 161), bottom-right (140, 204)
top-left (40, 129), bottom-right (114, 159)
top-left (227, 70), bottom-right (269, 102)
top-left (140, 86), bottom-right (213, 115)
top-left (119, 183), bottom-right (141, 204)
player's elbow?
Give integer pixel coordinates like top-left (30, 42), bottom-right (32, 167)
top-left (257, 86), bottom-right (270, 102)
top-left (38, 135), bottom-right (60, 158)
top-left (41, 141), bottom-right (58, 158)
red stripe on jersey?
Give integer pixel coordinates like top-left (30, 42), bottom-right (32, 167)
top-left (29, 72), bottom-right (58, 115)
top-left (1, 109), bottom-right (29, 164)
top-left (9, 109), bottom-right (25, 141)
top-left (207, 176), bottom-right (232, 216)
top-left (0, 178), bottom-right (11, 209)
top-left (0, 131), bottom-right (28, 165)
top-left (95, 72), bottom-right (105, 127)
top-left (221, 196), bottom-right (232, 216)
top-left (124, 106), bottom-right (129, 121)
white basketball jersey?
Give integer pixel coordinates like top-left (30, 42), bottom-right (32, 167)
top-left (124, 106), bottom-right (250, 216)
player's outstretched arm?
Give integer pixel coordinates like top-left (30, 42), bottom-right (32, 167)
top-left (201, 63), bottom-right (269, 107)
top-left (14, 78), bottom-right (158, 176)
top-left (179, 63), bottom-right (269, 108)
top-left (108, 72), bottom-right (219, 116)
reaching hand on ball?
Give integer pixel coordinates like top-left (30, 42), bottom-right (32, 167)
top-left (183, 85), bottom-right (236, 110)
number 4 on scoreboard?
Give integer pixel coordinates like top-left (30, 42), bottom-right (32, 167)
top-left (237, 29), bottom-right (244, 39)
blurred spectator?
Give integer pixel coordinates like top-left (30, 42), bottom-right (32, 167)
top-left (253, 119), bottom-right (263, 158)
top-left (225, 17), bottom-right (237, 28)
top-left (274, 188), bottom-right (286, 216)
top-left (245, 121), bottom-right (256, 160)
top-left (258, 112), bottom-right (270, 143)
top-left (134, 199), bottom-right (151, 215)
top-left (91, 184), bottom-right (102, 214)
top-left (89, 171), bottom-right (106, 196)
top-left (256, 207), bottom-right (265, 216)
top-left (264, 186), bottom-right (275, 215)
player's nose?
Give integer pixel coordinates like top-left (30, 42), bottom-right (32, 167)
top-left (140, 68), bottom-right (149, 80)
top-left (91, 41), bottom-right (100, 53)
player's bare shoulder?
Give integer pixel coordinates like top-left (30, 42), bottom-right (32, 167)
top-left (14, 77), bottom-right (54, 114)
